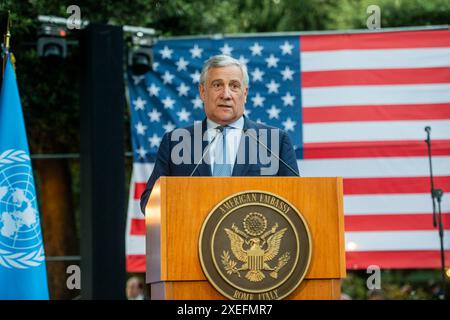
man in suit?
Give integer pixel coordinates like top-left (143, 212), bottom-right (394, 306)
top-left (140, 55), bottom-right (299, 214)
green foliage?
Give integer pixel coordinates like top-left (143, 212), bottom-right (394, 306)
top-left (342, 269), bottom-right (445, 300)
top-left (342, 270), bottom-right (368, 299)
top-left (328, 0), bottom-right (450, 29)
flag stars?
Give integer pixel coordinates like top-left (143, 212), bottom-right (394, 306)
top-left (130, 41), bottom-right (303, 162)
top-left (177, 108), bottom-right (191, 122)
top-left (177, 82), bottom-right (190, 96)
top-left (281, 92), bottom-right (295, 106)
top-left (161, 71), bottom-right (174, 84)
top-left (220, 43), bottom-right (234, 56)
top-left (148, 108), bottom-right (162, 122)
top-left (136, 146), bottom-right (147, 159)
top-left (148, 133), bottom-right (162, 148)
top-left (190, 44), bottom-right (203, 59)
top-left (266, 79), bottom-right (280, 94)
top-left (132, 75), bottom-right (144, 85)
top-left (147, 83), bottom-right (160, 97)
top-left (190, 70), bottom-right (201, 83)
top-left (162, 96), bottom-right (176, 109)
top-left (280, 41), bottom-right (294, 55)
top-left (159, 46), bottom-right (173, 59)
top-left (281, 66), bottom-right (294, 81)
top-left (237, 55), bottom-right (249, 66)
top-left (135, 121), bottom-right (147, 135)
top-left (265, 54), bottom-right (279, 68)
top-left (176, 57), bottom-right (189, 71)
top-left (251, 93), bottom-right (265, 107)
top-left (267, 105), bottom-right (281, 119)
top-left (191, 95), bottom-right (203, 109)
top-left (163, 121), bottom-right (176, 133)
top-left (132, 96), bottom-right (147, 110)
top-left (251, 68), bottom-right (265, 82)
top-left (249, 42), bottom-right (264, 56)
top-left (282, 118), bottom-right (296, 132)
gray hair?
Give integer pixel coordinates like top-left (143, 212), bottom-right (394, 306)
top-left (199, 54), bottom-right (249, 88)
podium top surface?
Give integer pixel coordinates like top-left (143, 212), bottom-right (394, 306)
top-left (146, 177), bottom-right (346, 283)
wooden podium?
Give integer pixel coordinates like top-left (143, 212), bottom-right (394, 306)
top-left (145, 177), bottom-right (346, 300)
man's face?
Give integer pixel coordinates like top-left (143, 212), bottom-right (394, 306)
top-left (126, 279), bottom-right (142, 299)
top-left (199, 65), bottom-right (248, 125)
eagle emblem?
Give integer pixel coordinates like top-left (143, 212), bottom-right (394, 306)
top-left (221, 212), bottom-right (291, 282)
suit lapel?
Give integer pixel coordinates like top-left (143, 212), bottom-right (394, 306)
top-left (232, 116), bottom-right (255, 176)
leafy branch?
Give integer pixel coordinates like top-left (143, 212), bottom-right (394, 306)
top-left (221, 250), bottom-right (241, 277)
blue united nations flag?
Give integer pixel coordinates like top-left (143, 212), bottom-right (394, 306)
top-left (0, 56), bottom-right (49, 299)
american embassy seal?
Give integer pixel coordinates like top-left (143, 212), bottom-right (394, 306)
top-left (199, 191), bottom-right (312, 300)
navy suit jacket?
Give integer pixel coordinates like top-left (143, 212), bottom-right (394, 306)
top-left (140, 117), bottom-right (299, 213)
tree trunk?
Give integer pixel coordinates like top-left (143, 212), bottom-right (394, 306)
top-left (35, 158), bottom-right (79, 300)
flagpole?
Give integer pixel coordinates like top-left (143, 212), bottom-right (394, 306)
top-left (2, 10), bottom-right (11, 78)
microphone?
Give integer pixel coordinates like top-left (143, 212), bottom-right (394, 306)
top-left (424, 125), bottom-right (437, 226)
top-left (243, 128), bottom-right (300, 177)
top-left (189, 126), bottom-right (224, 176)
top-left (425, 126), bottom-right (431, 143)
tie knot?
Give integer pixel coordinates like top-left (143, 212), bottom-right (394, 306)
top-left (216, 125), bottom-right (232, 133)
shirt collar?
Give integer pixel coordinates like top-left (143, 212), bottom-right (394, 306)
top-left (206, 115), bottom-right (245, 130)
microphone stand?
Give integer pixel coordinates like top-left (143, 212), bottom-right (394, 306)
top-left (244, 129), bottom-right (300, 177)
top-left (424, 126), bottom-right (447, 300)
top-left (189, 126), bottom-right (223, 176)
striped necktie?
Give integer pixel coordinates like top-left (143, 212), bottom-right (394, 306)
top-left (213, 125), bottom-right (232, 176)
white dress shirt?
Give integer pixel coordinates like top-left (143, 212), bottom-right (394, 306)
top-left (206, 116), bottom-right (244, 174)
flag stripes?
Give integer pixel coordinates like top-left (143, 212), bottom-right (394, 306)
top-left (303, 104), bottom-right (450, 123)
top-left (300, 29), bottom-right (450, 269)
top-left (126, 29), bottom-right (450, 271)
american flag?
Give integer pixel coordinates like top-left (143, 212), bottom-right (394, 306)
top-left (126, 28), bottom-right (450, 272)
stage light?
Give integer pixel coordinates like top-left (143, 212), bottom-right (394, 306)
top-left (446, 268), bottom-right (450, 278)
top-left (128, 32), bottom-right (154, 75)
top-left (37, 24), bottom-right (68, 59)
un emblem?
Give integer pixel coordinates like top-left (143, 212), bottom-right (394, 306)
top-left (199, 191), bottom-right (312, 300)
top-left (0, 149), bottom-right (45, 269)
